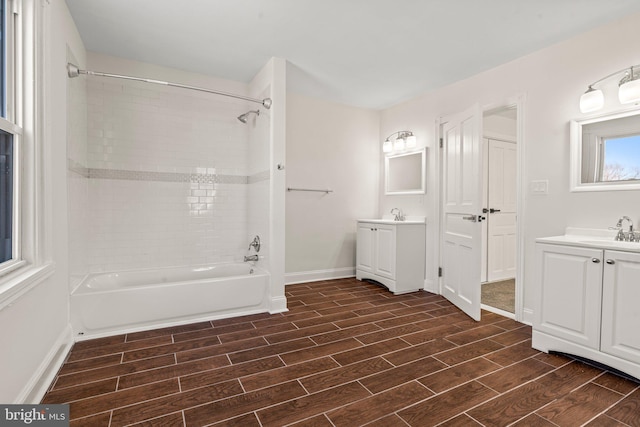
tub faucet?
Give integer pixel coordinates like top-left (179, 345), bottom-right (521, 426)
top-left (390, 208), bottom-right (405, 221)
top-left (244, 254), bottom-right (259, 262)
top-left (248, 235), bottom-right (261, 252)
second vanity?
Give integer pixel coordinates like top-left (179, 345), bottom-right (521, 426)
top-left (533, 227), bottom-right (640, 380)
top-left (356, 217), bottom-right (425, 294)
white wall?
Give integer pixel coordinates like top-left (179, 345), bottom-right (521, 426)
top-left (380, 12), bottom-right (640, 320)
top-left (0, 0), bottom-right (84, 403)
top-left (285, 93), bottom-right (379, 282)
top-left (80, 53), bottom-right (259, 272)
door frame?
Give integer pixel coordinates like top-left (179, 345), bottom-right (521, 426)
top-left (435, 94), bottom-right (527, 323)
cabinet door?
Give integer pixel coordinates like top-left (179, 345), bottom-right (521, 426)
top-left (601, 250), bottom-right (640, 363)
top-left (374, 224), bottom-right (396, 279)
top-left (356, 223), bottom-right (375, 273)
top-left (536, 244), bottom-right (603, 349)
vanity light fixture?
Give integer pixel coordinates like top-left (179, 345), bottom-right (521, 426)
top-left (383, 131), bottom-right (416, 153)
top-left (580, 64), bottom-right (640, 113)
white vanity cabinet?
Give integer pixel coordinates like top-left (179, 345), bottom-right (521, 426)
top-left (356, 220), bottom-right (425, 294)
top-left (534, 235), bottom-right (640, 380)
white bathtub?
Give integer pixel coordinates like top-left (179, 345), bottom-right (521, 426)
top-left (70, 263), bottom-right (270, 339)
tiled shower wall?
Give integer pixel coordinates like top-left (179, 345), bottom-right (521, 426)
top-left (68, 71), bottom-right (270, 278)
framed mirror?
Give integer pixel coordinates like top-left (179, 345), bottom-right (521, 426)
top-left (385, 148), bottom-right (426, 195)
top-left (570, 109), bottom-right (640, 192)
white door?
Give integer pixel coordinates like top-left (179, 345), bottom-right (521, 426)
top-left (487, 139), bottom-right (517, 281)
top-left (441, 104), bottom-right (483, 321)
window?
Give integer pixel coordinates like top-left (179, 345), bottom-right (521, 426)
top-left (601, 134), bottom-right (640, 182)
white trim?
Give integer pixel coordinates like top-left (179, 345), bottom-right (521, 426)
top-left (0, 262), bottom-right (54, 310)
top-left (423, 278), bottom-right (437, 293)
top-left (481, 303), bottom-right (515, 319)
top-left (15, 324), bottom-right (73, 403)
top-left (284, 267), bottom-right (355, 285)
top-left (522, 307), bottom-right (534, 326)
top-left (269, 296), bottom-right (288, 314)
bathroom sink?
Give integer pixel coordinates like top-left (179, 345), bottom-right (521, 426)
top-left (578, 239), bottom-right (640, 249)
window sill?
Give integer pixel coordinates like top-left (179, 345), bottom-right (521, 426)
top-left (0, 263), bottom-right (56, 311)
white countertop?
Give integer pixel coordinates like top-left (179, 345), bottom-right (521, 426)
top-left (537, 227), bottom-right (640, 253)
top-left (358, 216), bottom-right (425, 225)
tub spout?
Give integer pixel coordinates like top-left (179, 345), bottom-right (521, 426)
top-left (244, 254), bottom-right (259, 262)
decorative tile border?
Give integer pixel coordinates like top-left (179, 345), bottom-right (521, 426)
top-left (67, 159), bottom-right (270, 184)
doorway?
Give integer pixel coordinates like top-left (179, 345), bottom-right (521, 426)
top-left (438, 99), bottom-right (524, 322)
top-left (481, 106), bottom-right (517, 317)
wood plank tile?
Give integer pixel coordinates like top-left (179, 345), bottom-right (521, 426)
top-left (128, 412), bottom-right (185, 426)
top-left (287, 414), bottom-right (334, 427)
top-left (280, 337), bottom-right (362, 365)
top-left (241, 357), bottom-right (339, 392)
top-left (110, 379), bottom-right (244, 426)
top-left (42, 378), bottom-right (117, 404)
top-left (445, 325), bottom-right (506, 346)
top-left (263, 323), bottom-right (338, 344)
top-left (477, 358), bottom-right (555, 393)
top-left (332, 312), bottom-right (397, 329)
top-left (126, 321), bottom-right (212, 342)
top-left (292, 311), bottom-right (360, 329)
top-left (210, 412), bottom-right (261, 426)
top-left (54, 354), bottom-right (175, 389)
top-left (483, 339), bottom-right (539, 367)
top-left (71, 335), bottom-right (126, 352)
top-left (331, 338), bottom-right (410, 366)
top-left (374, 313), bottom-right (433, 329)
top-left (605, 387), bottom-right (640, 426)
top-left (365, 414), bottom-right (413, 427)
top-left (465, 381), bottom-right (554, 427)
top-left (228, 337), bottom-right (317, 364)
top-left (183, 381), bottom-right (307, 426)
top-left (434, 339), bottom-right (504, 366)
top-left (511, 414), bottom-right (557, 426)
top-left (438, 414), bottom-right (483, 426)
top-left (489, 327), bottom-right (534, 346)
top-left (68, 335), bottom-right (173, 362)
top-left (300, 357), bottom-right (393, 394)
top-left (257, 382), bottom-right (370, 426)
top-left (536, 361), bottom-right (604, 396)
top-left (122, 336), bottom-right (221, 362)
top-left (536, 382), bottom-right (623, 426)
top-left (173, 322), bottom-right (253, 343)
top-left (217, 322), bottom-right (296, 343)
top-left (69, 378), bottom-right (180, 420)
top-left (584, 414), bottom-right (631, 427)
top-left (383, 338), bottom-right (456, 367)
top-left (180, 356), bottom-right (284, 391)
top-left (402, 324), bottom-right (464, 345)
top-left (419, 357), bottom-right (501, 394)
top-left (176, 337), bottom-right (267, 363)
top-left (69, 412), bottom-right (112, 427)
top-left (58, 353), bottom-right (123, 376)
top-left (310, 324), bottom-right (381, 345)
top-left (360, 357), bottom-right (446, 394)
top-left (399, 381), bottom-right (497, 426)
top-left (210, 312), bottom-right (274, 327)
top-left (593, 372), bottom-right (640, 395)
top-left (356, 324), bottom-right (423, 345)
top-left (118, 354), bottom-right (229, 389)
top-left (328, 382), bottom-right (433, 427)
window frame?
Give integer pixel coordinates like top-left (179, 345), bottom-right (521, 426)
top-left (0, 0), bottom-right (52, 306)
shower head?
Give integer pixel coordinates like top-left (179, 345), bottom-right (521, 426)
top-left (237, 109), bottom-right (260, 123)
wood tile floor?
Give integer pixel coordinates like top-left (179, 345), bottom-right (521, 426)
top-left (42, 278), bottom-right (640, 426)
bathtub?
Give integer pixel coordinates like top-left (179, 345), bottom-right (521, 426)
top-left (70, 263), bottom-right (270, 339)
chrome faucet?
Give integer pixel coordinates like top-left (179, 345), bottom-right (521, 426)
top-left (244, 254), bottom-right (259, 262)
top-left (612, 216), bottom-right (638, 241)
top-left (248, 235), bottom-right (261, 252)
top-left (390, 208), bottom-right (405, 221)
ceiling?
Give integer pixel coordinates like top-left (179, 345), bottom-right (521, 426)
top-left (64, 0), bottom-right (640, 110)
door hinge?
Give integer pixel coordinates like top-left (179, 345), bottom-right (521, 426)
top-left (439, 138), bottom-right (443, 148)
top-left (438, 267), bottom-right (443, 277)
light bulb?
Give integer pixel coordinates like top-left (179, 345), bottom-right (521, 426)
top-left (382, 139), bottom-right (393, 153)
top-left (579, 87), bottom-right (604, 113)
top-left (619, 77), bottom-right (640, 104)
top-left (405, 134), bottom-right (417, 148)
top-left (393, 137), bottom-right (405, 151)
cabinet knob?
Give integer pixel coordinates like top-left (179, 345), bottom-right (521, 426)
top-left (606, 259), bottom-right (615, 265)
top-left (592, 258), bottom-right (601, 263)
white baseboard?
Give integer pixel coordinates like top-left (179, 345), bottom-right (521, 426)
top-left (285, 267), bottom-right (355, 285)
top-left (269, 296), bottom-right (288, 314)
top-left (423, 278), bottom-right (438, 294)
top-left (18, 325), bottom-right (73, 403)
top-left (522, 308), bottom-right (534, 326)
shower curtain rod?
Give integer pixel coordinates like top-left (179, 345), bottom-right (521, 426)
top-left (66, 63), bottom-right (272, 109)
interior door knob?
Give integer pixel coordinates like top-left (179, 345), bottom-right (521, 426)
top-left (489, 208), bottom-right (501, 213)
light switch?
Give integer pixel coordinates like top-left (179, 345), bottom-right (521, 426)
top-left (530, 180), bottom-right (548, 194)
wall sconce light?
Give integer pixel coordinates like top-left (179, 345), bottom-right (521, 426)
top-left (382, 131), bottom-right (416, 153)
top-left (580, 64), bottom-right (640, 113)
